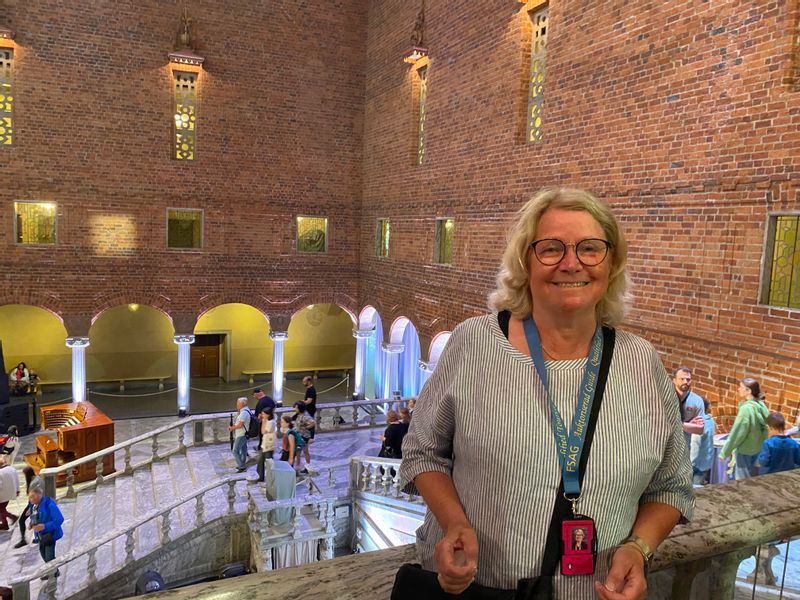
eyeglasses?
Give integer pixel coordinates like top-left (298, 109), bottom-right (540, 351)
top-left (530, 238), bottom-right (612, 266)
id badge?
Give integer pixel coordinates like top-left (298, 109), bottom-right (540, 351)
top-left (560, 516), bottom-right (597, 576)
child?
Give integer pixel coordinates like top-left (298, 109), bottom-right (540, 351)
top-left (756, 412), bottom-right (800, 475)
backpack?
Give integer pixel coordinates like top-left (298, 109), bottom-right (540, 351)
top-left (289, 428), bottom-right (306, 449)
top-left (245, 409), bottom-right (260, 439)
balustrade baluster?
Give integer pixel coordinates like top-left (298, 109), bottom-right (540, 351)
top-left (327, 467), bottom-right (335, 488)
top-left (351, 405), bottom-right (358, 428)
top-left (178, 426), bottom-right (186, 452)
top-left (44, 574), bottom-right (57, 600)
top-left (381, 465), bottom-right (392, 495)
top-left (66, 468), bottom-right (76, 498)
top-left (392, 469), bottom-right (402, 498)
top-left (369, 410), bottom-right (376, 427)
top-left (195, 493), bottom-right (205, 528)
top-left (227, 481), bottom-right (236, 514)
top-left (370, 463), bottom-right (381, 493)
top-left (95, 456), bottom-right (104, 485)
top-left (124, 446), bottom-right (132, 474)
top-left (161, 508), bottom-right (171, 544)
top-left (360, 462), bottom-right (371, 491)
top-left (125, 530), bottom-right (135, 564)
top-left (87, 547), bottom-right (98, 584)
top-left (326, 501), bottom-right (336, 534)
top-left (291, 505), bottom-right (301, 538)
top-left (333, 407), bottom-right (341, 430)
top-left (213, 420), bottom-right (222, 444)
top-left (151, 433), bottom-right (159, 461)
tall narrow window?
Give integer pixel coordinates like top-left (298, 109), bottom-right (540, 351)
top-left (417, 66), bottom-right (428, 165)
top-left (434, 218), bottom-right (454, 265)
top-left (762, 214), bottom-right (800, 308)
top-left (297, 216), bottom-right (328, 253)
top-left (15, 202), bottom-right (57, 245)
top-left (167, 208), bottom-right (203, 249)
top-left (526, 5), bottom-right (548, 143)
top-left (173, 72), bottom-right (197, 160)
top-left (0, 48), bottom-right (13, 146)
top-left (377, 219), bottom-right (390, 258)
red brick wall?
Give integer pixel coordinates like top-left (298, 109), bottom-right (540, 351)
top-left (0, 0), bottom-right (367, 327)
top-left (359, 0), bottom-right (800, 423)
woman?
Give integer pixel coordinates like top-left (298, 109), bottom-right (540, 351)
top-left (399, 188), bottom-right (693, 599)
top-left (279, 415), bottom-right (303, 467)
top-left (292, 402), bottom-right (317, 474)
top-left (380, 410), bottom-right (407, 459)
top-left (255, 410), bottom-right (277, 483)
top-left (0, 456), bottom-right (19, 531)
top-left (720, 378), bottom-right (769, 480)
top-left (572, 528), bottom-right (588, 552)
top-left (8, 362), bottom-right (29, 395)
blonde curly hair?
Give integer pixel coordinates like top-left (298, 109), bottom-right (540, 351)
top-left (487, 188), bottom-right (631, 327)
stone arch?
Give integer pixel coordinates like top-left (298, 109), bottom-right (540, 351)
top-left (198, 292), bottom-right (271, 321)
top-left (0, 291), bottom-right (64, 317)
top-left (92, 292), bottom-right (172, 325)
top-left (428, 331), bottom-right (452, 365)
top-left (283, 292), bottom-right (359, 327)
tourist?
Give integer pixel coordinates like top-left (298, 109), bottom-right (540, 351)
top-left (279, 415), bottom-right (304, 467)
top-left (689, 399), bottom-right (716, 485)
top-left (13, 467), bottom-right (40, 548)
top-left (720, 378), bottom-right (769, 480)
top-left (0, 456), bottom-right (19, 531)
top-left (379, 410), bottom-right (406, 459)
top-left (672, 366), bottom-right (705, 446)
top-left (227, 397), bottom-right (250, 473)
top-left (0, 425), bottom-right (19, 464)
top-left (399, 188), bottom-right (693, 598)
top-left (253, 387), bottom-right (276, 417)
top-left (399, 408), bottom-right (411, 431)
top-left (8, 362), bottom-right (29, 396)
top-left (301, 375), bottom-right (317, 418)
top-left (292, 402), bottom-right (317, 474)
top-left (28, 486), bottom-right (64, 578)
top-left (256, 409), bottom-right (277, 483)
top-left (407, 398), bottom-right (416, 416)
top-left (756, 412), bottom-right (800, 475)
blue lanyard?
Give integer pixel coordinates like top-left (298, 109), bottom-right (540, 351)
top-left (522, 317), bottom-right (604, 499)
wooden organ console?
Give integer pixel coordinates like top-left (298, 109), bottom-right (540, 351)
top-left (24, 401), bottom-right (115, 486)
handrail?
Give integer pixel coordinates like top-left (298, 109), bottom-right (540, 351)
top-left (10, 473), bottom-right (249, 591)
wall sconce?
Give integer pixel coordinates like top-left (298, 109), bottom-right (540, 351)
top-left (403, 1), bottom-right (428, 65)
top-left (168, 3), bottom-right (205, 68)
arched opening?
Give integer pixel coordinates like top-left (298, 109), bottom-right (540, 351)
top-left (421, 331), bottom-right (452, 388)
top-left (389, 317), bottom-right (422, 398)
top-left (0, 304), bottom-right (69, 387)
top-left (358, 306), bottom-right (382, 399)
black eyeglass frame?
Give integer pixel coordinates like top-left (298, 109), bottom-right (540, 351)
top-left (530, 238), bottom-right (613, 266)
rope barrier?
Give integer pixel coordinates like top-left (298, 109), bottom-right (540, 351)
top-left (189, 384), bottom-right (267, 394)
top-left (284, 376), bottom-right (349, 395)
top-left (88, 388), bottom-right (177, 398)
top-left (38, 396), bottom-right (74, 407)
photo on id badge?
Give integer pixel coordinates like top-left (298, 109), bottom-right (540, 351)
top-left (561, 518), bottom-right (596, 576)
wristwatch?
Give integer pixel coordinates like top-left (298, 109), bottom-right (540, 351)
top-left (619, 535), bottom-right (653, 568)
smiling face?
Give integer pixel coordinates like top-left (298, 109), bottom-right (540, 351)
top-left (528, 208), bottom-right (611, 323)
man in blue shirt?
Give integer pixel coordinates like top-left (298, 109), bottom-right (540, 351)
top-left (690, 399), bottom-right (716, 485)
top-left (757, 413), bottom-right (800, 475)
top-left (673, 366), bottom-right (705, 447)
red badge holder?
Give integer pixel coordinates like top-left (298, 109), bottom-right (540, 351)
top-left (560, 516), bottom-right (597, 576)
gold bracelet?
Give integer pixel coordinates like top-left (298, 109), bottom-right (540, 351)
top-left (618, 535), bottom-right (653, 567)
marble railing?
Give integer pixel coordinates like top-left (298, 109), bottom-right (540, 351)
top-left (133, 468), bottom-right (800, 600)
top-left (39, 398), bottom-right (415, 498)
top-left (11, 474), bottom-right (249, 600)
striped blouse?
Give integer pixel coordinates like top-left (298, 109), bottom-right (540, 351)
top-left (399, 314), bottom-right (694, 595)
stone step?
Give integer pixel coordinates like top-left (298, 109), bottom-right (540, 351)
top-left (133, 467), bottom-right (158, 559)
top-left (186, 447), bottom-right (227, 521)
top-left (112, 474), bottom-right (136, 566)
top-left (151, 459), bottom-right (177, 541)
top-left (167, 453), bottom-right (196, 537)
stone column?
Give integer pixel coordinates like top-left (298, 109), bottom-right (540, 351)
top-left (66, 336), bottom-right (90, 403)
top-left (174, 334), bottom-right (195, 416)
top-left (270, 331), bottom-right (288, 406)
top-left (352, 328), bottom-right (373, 400)
top-left (381, 343), bottom-right (404, 400)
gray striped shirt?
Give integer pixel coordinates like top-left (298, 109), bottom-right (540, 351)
top-left (400, 314), bottom-right (694, 595)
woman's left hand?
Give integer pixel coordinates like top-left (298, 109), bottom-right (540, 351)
top-left (33, 524), bottom-right (45, 533)
top-left (594, 545), bottom-right (647, 600)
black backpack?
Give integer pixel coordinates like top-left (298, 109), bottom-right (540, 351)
top-left (245, 409), bottom-right (260, 439)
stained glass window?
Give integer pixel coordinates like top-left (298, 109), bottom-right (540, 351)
top-left (15, 202), bottom-right (57, 245)
top-left (0, 48), bottom-right (13, 146)
top-left (526, 6), bottom-right (548, 144)
top-left (434, 218), bottom-right (454, 265)
top-left (167, 209), bottom-right (203, 249)
top-left (173, 72), bottom-right (197, 160)
top-left (763, 215), bottom-right (800, 309)
top-left (417, 66), bottom-right (428, 165)
top-left (297, 216), bottom-right (328, 253)
top-left (377, 219), bottom-right (390, 258)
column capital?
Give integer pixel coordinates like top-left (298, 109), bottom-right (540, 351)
top-left (65, 336), bottom-right (90, 348)
top-left (418, 360), bottom-right (437, 372)
top-left (270, 330), bottom-right (288, 342)
top-left (173, 334), bottom-right (196, 344)
top-left (353, 328), bottom-right (374, 339)
top-left (382, 342), bottom-right (405, 353)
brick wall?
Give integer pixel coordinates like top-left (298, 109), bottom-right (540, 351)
top-left (358, 0), bottom-right (800, 422)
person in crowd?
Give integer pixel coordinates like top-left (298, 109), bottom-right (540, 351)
top-left (380, 410), bottom-right (407, 459)
top-left (756, 412), bottom-right (800, 475)
top-left (227, 397), bottom-right (251, 473)
top-left (399, 408), bottom-right (412, 431)
top-left (0, 456), bottom-right (20, 531)
top-left (0, 426), bottom-right (19, 465)
top-left (720, 378), bottom-right (769, 480)
top-left (407, 398), bottom-right (416, 416)
top-left (292, 402), bottom-right (317, 475)
top-left (572, 528), bottom-right (588, 551)
top-left (672, 366), bottom-right (705, 446)
top-left (400, 188), bottom-right (693, 599)
top-left (13, 467), bottom-right (40, 548)
top-left (252, 388), bottom-right (275, 451)
top-left (302, 375), bottom-right (317, 418)
top-left (279, 415), bottom-right (304, 467)
top-left (256, 409), bottom-right (277, 483)
top-left (8, 362), bottom-right (30, 395)
top-left (28, 486), bottom-right (64, 578)
top-left (690, 399), bottom-right (716, 485)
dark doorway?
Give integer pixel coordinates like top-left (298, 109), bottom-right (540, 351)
top-left (191, 334), bottom-right (221, 378)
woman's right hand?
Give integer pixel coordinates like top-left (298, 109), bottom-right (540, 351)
top-left (434, 522), bottom-right (479, 594)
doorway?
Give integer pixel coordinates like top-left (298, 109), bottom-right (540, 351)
top-left (191, 334), bottom-right (223, 378)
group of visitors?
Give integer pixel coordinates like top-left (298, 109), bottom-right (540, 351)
top-left (8, 362), bottom-right (38, 396)
top-left (674, 366), bottom-right (799, 483)
top-left (229, 376), bottom-right (319, 478)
